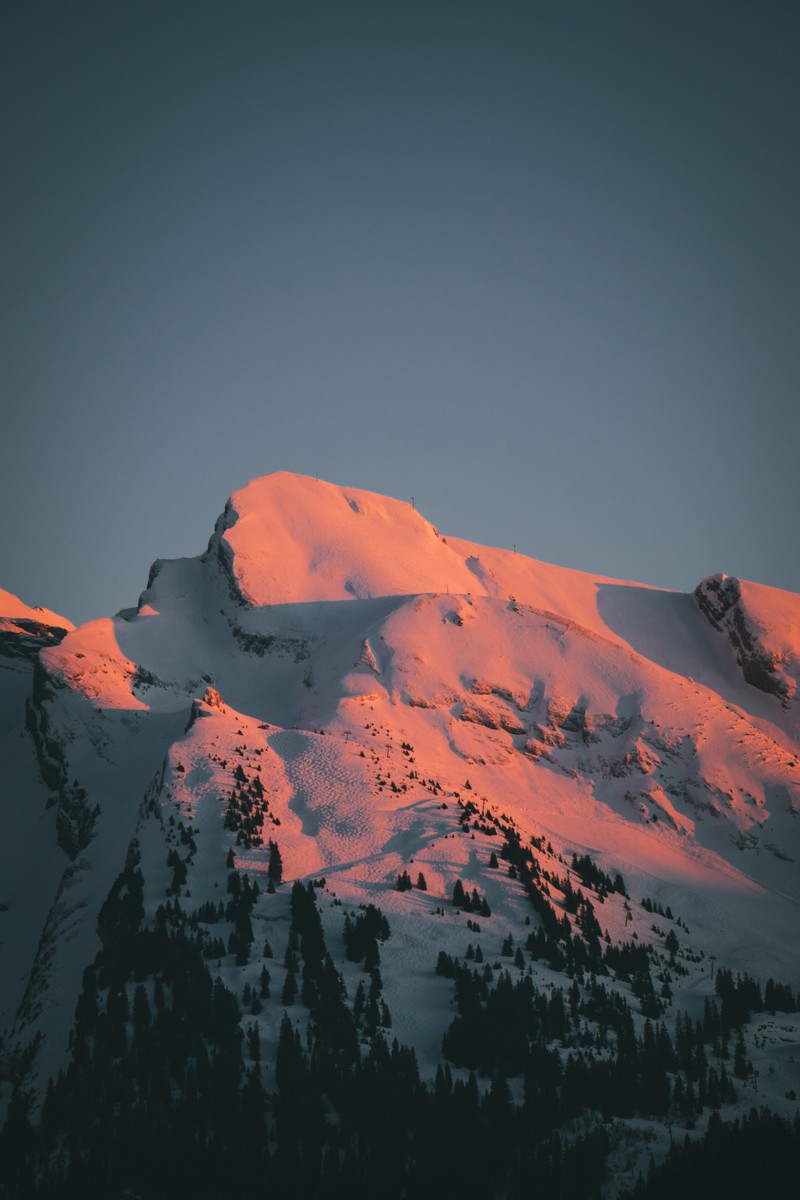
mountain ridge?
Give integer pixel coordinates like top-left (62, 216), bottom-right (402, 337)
top-left (1, 472), bottom-right (799, 1196)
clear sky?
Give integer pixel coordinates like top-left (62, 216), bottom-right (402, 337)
top-left (2, 0), bottom-right (798, 624)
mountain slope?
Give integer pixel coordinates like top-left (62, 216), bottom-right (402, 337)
top-left (1, 474), bottom-right (799, 1196)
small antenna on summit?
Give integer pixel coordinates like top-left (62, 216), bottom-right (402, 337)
top-left (411, 496), bottom-right (415, 509)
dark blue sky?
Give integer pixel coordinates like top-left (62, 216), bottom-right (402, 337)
top-left (2, 1), bottom-right (798, 623)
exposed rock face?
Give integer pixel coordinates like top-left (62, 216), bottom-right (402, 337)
top-left (694, 574), bottom-right (794, 704)
top-left (55, 783), bottom-right (99, 860)
top-left (0, 617), bottom-right (71, 663)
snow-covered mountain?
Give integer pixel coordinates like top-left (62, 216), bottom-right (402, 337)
top-left (2, 472), bottom-right (799, 1196)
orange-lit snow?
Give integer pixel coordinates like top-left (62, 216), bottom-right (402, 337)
top-left (221, 472), bottom-right (483, 603)
top-left (41, 618), bottom-right (148, 709)
top-left (0, 588), bottom-right (74, 632)
top-left (5, 472), bottom-right (800, 1094)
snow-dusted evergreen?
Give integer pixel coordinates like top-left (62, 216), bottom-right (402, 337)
top-left (1, 473), bottom-right (798, 1197)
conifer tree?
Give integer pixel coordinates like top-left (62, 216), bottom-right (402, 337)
top-left (282, 962), bottom-right (297, 1006)
top-left (268, 840), bottom-right (283, 884)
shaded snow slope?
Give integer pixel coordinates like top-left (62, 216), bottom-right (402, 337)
top-left (0, 591), bottom-right (76, 1037)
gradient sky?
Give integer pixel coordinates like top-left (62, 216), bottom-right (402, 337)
top-left (2, 0), bottom-right (798, 624)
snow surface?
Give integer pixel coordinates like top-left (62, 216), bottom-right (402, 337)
top-left (0, 588), bottom-right (74, 633)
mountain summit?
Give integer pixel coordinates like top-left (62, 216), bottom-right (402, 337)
top-left (2, 472), bottom-right (799, 1196)
top-left (205, 471), bottom-right (481, 604)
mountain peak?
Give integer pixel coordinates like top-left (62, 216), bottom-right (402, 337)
top-left (208, 471), bottom-right (481, 605)
top-left (4, 471), bottom-right (800, 1194)
top-left (0, 587), bottom-right (74, 634)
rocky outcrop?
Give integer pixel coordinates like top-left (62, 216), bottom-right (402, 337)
top-left (694, 575), bottom-right (792, 703)
top-left (55, 783), bottom-right (99, 860)
top-left (201, 498), bottom-right (251, 606)
top-left (25, 661), bottom-right (67, 794)
top-left (26, 661), bottom-right (98, 858)
top-left (0, 617), bottom-right (70, 663)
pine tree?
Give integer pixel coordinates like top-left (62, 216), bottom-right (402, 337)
top-left (665, 929), bottom-right (679, 960)
top-left (282, 962), bottom-right (297, 1006)
top-left (733, 1030), bottom-right (748, 1080)
top-left (248, 1023), bottom-right (261, 1061)
top-left (353, 980), bottom-right (366, 1025)
top-left (268, 840), bottom-right (283, 885)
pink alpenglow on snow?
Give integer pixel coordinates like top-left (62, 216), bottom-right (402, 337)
top-left (1, 471), bottom-right (799, 1126)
